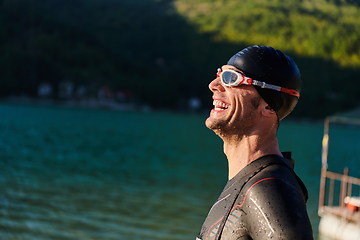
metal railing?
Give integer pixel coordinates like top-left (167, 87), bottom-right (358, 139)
top-left (319, 167), bottom-right (360, 223)
top-left (318, 115), bottom-right (360, 223)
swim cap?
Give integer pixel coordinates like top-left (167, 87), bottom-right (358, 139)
top-left (227, 45), bottom-right (301, 121)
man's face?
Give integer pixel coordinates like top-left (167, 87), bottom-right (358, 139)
top-left (205, 65), bottom-right (262, 136)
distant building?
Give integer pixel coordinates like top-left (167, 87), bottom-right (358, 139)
top-left (98, 86), bottom-right (114, 100)
top-left (58, 80), bottom-right (74, 99)
top-left (38, 83), bottom-right (53, 97)
top-left (76, 86), bottom-right (87, 97)
top-left (116, 90), bottom-right (133, 103)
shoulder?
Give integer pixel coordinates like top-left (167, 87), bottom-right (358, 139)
top-left (248, 164), bottom-right (305, 199)
top-left (232, 164), bottom-right (313, 239)
top-left (242, 164), bottom-right (308, 214)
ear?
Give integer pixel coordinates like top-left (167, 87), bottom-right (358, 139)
top-left (261, 104), bottom-right (277, 118)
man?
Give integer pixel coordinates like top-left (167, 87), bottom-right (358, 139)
top-left (197, 46), bottom-right (313, 240)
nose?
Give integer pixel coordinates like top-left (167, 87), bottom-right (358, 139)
top-left (209, 77), bottom-right (225, 92)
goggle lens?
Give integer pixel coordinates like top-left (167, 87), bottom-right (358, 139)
top-left (222, 71), bottom-right (239, 85)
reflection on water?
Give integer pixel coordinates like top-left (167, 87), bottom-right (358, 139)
top-left (1, 104), bottom-right (359, 239)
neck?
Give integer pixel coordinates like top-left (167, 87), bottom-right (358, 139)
top-left (221, 125), bottom-right (282, 180)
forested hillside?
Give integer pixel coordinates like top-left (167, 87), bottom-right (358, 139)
top-left (1, 0), bottom-right (360, 118)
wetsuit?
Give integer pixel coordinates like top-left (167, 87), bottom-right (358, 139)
top-left (197, 154), bottom-right (313, 240)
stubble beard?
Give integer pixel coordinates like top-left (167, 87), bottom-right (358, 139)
top-left (205, 95), bottom-right (262, 140)
top-left (205, 116), bottom-right (228, 138)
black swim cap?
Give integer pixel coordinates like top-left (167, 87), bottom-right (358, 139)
top-left (227, 45), bottom-right (301, 121)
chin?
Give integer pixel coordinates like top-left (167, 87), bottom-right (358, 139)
top-left (205, 117), bottom-right (212, 129)
top-left (205, 116), bottom-right (224, 131)
top-left (205, 116), bottom-right (215, 130)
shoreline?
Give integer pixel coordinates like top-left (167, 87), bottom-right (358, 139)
top-left (0, 96), bottom-right (325, 124)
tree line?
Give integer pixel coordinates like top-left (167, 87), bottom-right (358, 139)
top-left (1, 0), bottom-right (360, 118)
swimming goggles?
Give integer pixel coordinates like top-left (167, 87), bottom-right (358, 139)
top-left (217, 68), bottom-right (300, 98)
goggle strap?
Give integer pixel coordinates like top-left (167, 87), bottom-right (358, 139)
top-left (252, 80), bottom-right (279, 90)
top-left (253, 80), bottom-right (300, 98)
top-left (280, 87), bottom-right (300, 98)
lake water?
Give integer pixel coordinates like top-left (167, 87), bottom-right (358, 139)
top-left (1, 103), bottom-right (359, 239)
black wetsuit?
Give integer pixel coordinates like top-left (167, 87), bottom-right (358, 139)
top-left (197, 154), bottom-right (313, 240)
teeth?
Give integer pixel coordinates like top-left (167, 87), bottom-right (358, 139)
top-left (213, 100), bottom-right (229, 110)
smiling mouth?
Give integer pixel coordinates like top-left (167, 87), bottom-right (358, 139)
top-left (213, 100), bottom-right (230, 111)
